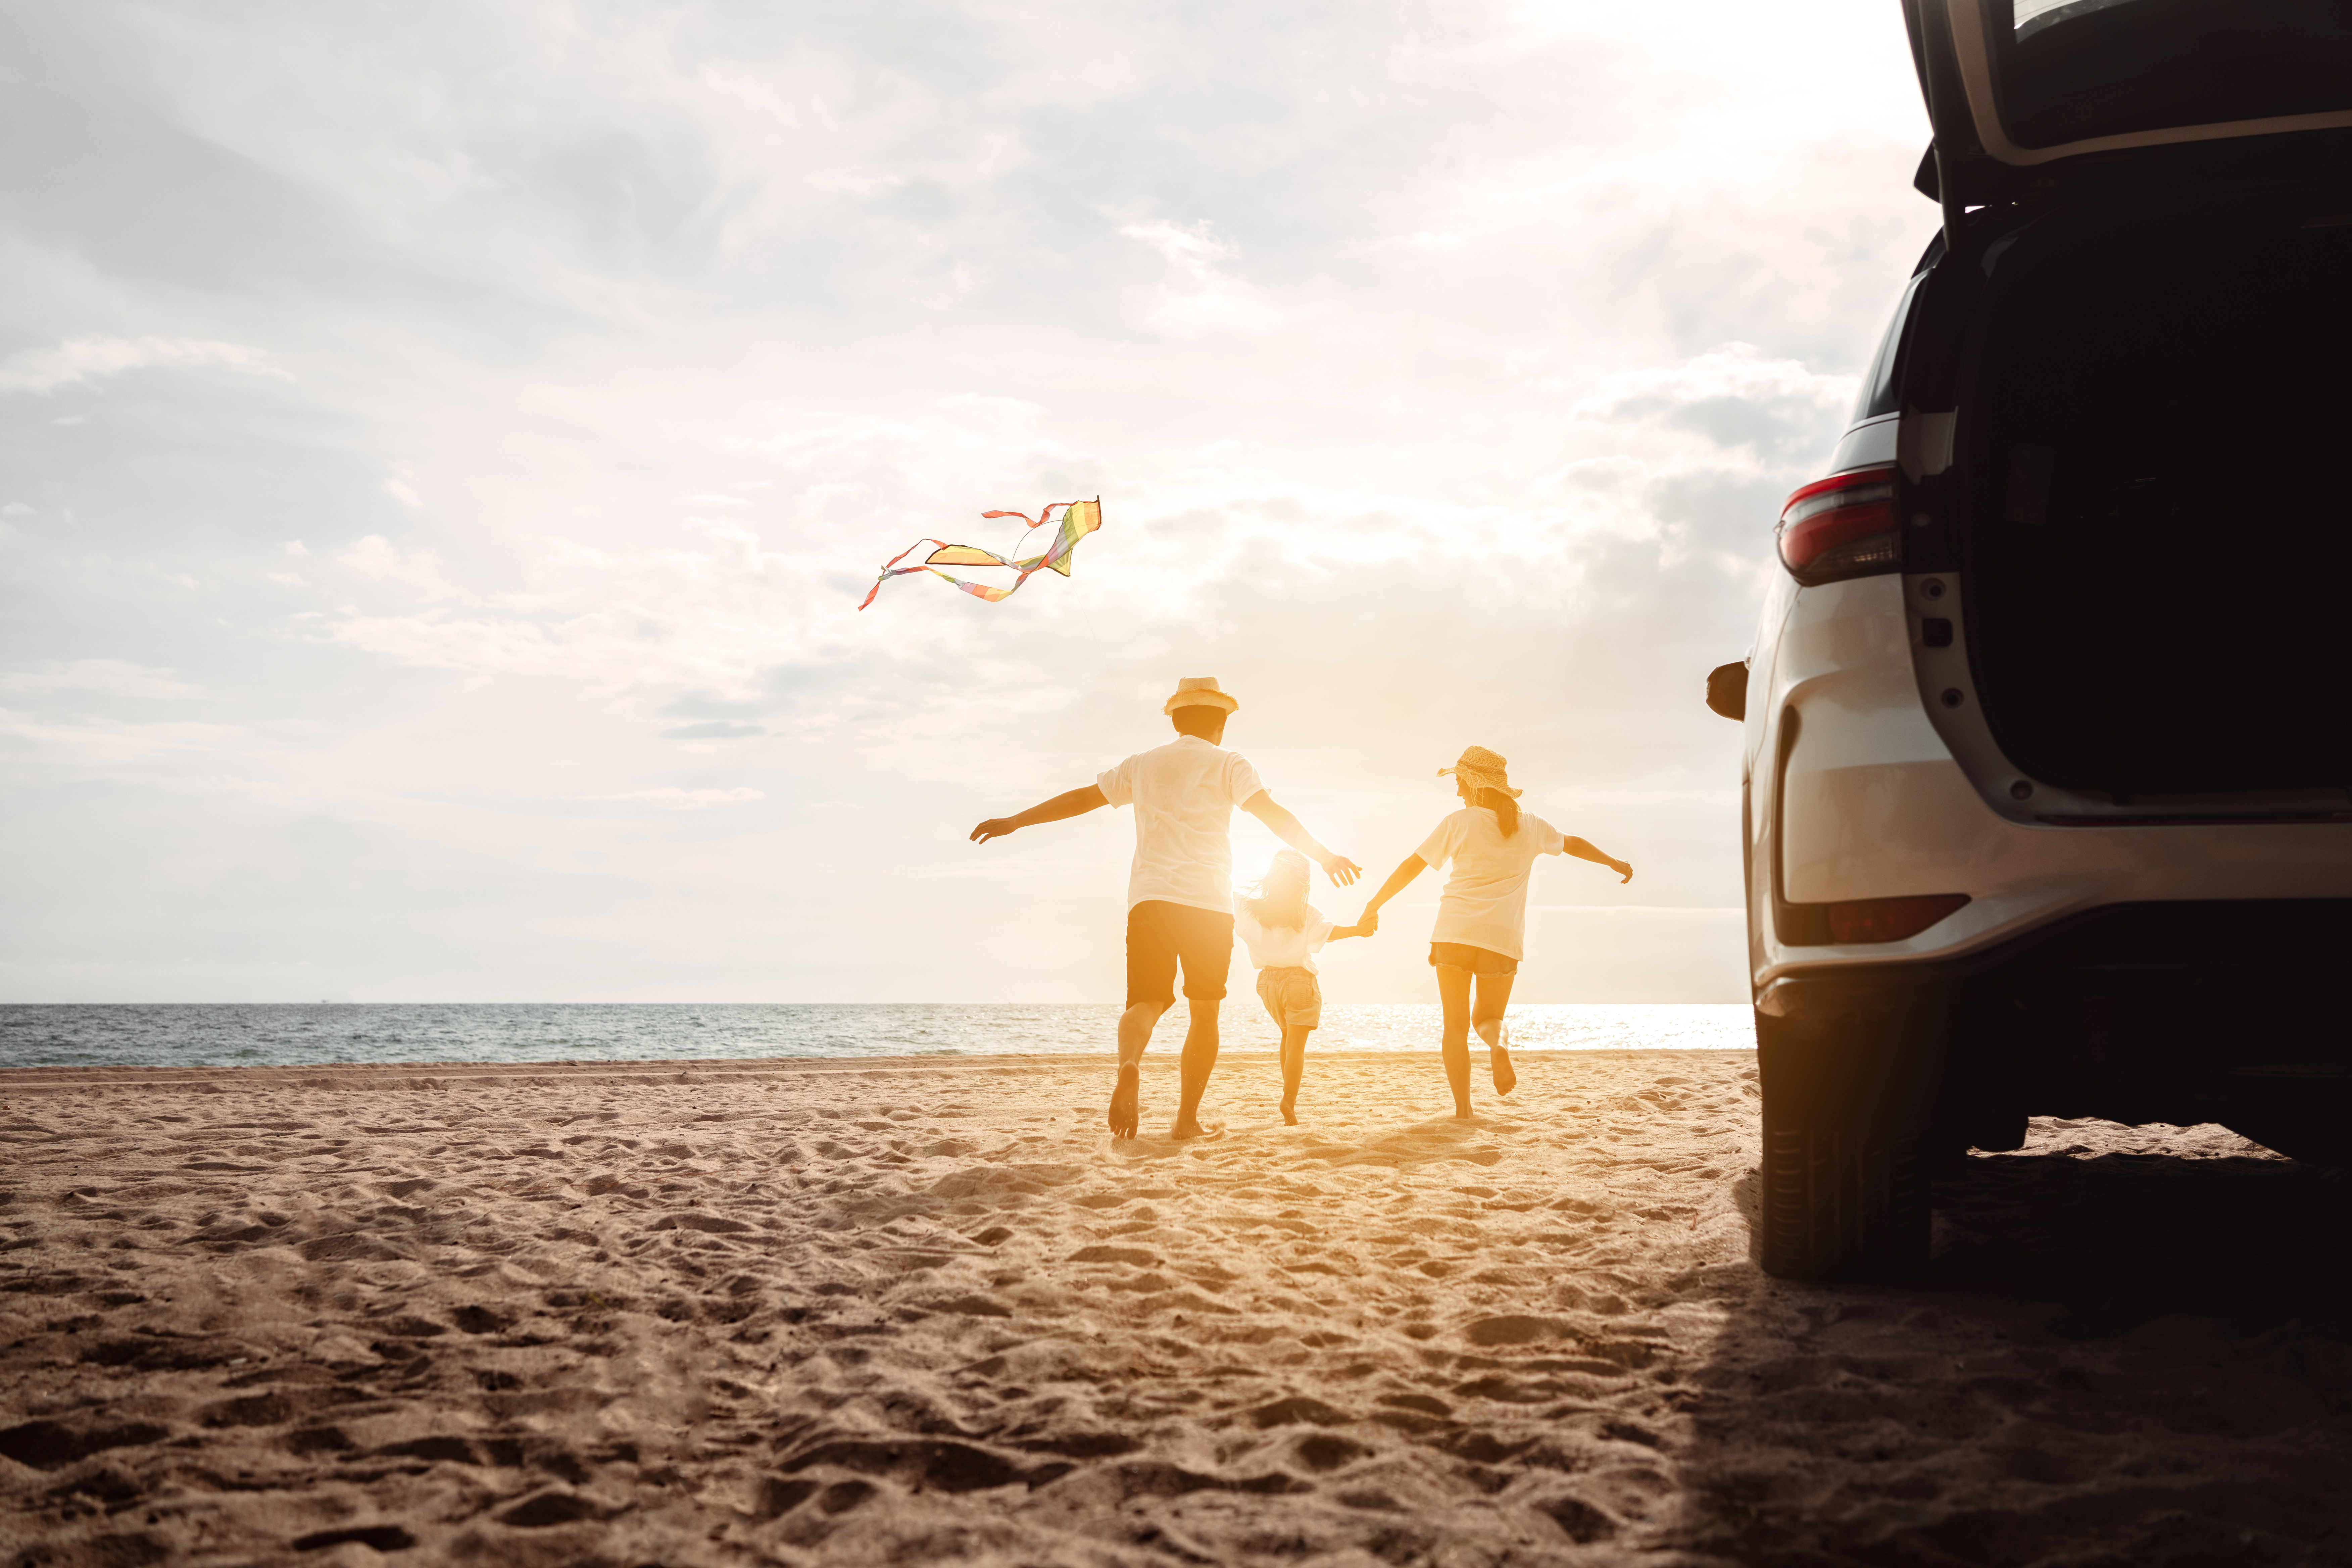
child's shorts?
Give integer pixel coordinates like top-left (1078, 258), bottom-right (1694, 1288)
top-left (1256, 966), bottom-right (1323, 1030)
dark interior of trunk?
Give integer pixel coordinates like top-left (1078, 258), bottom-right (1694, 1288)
top-left (1960, 192), bottom-right (2352, 795)
top-left (1998, 0), bottom-right (2352, 151)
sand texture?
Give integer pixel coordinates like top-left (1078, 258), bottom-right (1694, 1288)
top-left (3, 1049), bottom-right (2350, 1566)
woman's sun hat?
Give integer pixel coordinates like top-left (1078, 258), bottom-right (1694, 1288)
top-left (1164, 675), bottom-right (1238, 715)
top-left (1439, 745), bottom-right (1522, 798)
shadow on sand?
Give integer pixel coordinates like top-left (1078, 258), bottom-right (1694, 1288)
top-left (1105, 1111), bottom-right (1514, 1172)
top-left (1673, 1131), bottom-right (2352, 1565)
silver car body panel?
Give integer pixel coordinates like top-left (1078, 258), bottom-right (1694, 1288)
top-left (1745, 406), bottom-right (2352, 1000)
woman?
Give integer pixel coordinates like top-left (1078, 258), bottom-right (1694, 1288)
top-left (1359, 746), bottom-right (1632, 1118)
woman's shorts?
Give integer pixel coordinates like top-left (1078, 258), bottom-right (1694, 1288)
top-left (1428, 942), bottom-right (1518, 975)
top-left (1256, 966), bottom-right (1323, 1030)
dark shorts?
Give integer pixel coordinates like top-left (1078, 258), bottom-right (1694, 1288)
top-left (1429, 942), bottom-right (1518, 976)
top-left (1127, 900), bottom-right (1235, 1006)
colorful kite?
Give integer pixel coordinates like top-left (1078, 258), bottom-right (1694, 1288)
top-left (857, 498), bottom-right (1103, 610)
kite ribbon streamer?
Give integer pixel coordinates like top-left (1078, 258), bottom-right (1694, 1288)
top-left (857, 498), bottom-right (1103, 610)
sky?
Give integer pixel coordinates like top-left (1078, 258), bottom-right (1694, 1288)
top-left (0, 0), bottom-right (1936, 1004)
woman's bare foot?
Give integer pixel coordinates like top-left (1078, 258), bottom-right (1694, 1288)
top-left (1489, 1022), bottom-right (1516, 1096)
top-left (1171, 1118), bottom-right (1209, 1140)
top-left (1109, 1065), bottom-right (1140, 1139)
top-left (1279, 1098), bottom-right (1298, 1126)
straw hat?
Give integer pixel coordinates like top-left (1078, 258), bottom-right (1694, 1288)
top-left (1163, 675), bottom-right (1238, 715)
top-left (1439, 745), bottom-right (1522, 798)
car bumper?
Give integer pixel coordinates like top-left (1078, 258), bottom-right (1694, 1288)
top-left (1751, 575), bottom-right (2352, 995)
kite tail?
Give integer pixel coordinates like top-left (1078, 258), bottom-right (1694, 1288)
top-left (858, 537), bottom-right (952, 611)
top-left (928, 569), bottom-right (1020, 602)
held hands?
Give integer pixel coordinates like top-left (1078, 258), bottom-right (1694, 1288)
top-left (1611, 859), bottom-right (1633, 884)
top-left (1357, 906), bottom-right (1380, 937)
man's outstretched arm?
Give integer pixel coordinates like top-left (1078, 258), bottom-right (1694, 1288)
top-left (971, 785), bottom-right (1108, 844)
top-left (1562, 835), bottom-right (1633, 882)
top-left (1240, 791), bottom-right (1363, 886)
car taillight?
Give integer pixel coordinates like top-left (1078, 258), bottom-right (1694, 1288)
top-left (1825, 893), bottom-right (1969, 944)
top-left (1777, 465), bottom-right (1899, 585)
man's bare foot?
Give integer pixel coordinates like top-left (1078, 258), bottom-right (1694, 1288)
top-left (1279, 1098), bottom-right (1298, 1126)
top-left (1109, 1065), bottom-right (1139, 1140)
top-left (1490, 1022), bottom-right (1516, 1096)
top-left (1171, 1118), bottom-right (1208, 1140)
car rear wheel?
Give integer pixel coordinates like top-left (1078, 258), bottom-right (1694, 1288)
top-left (1759, 1116), bottom-right (1931, 1279)
top-left (1754, 998), bottom-right (1947, 1280)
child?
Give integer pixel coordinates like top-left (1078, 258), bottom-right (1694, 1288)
top-left (1357, 746), bottom-right (1631, 1118)
top-left (1234, 849), bottom-right (1372, 1124)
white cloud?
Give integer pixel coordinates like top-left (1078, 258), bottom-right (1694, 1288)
top-left (1353, 231), bottom-right (1466, 256)
top-left (1572, 342), bottom-right (1858, 441)
top-left (384, 462), bottom-right (423, 509)
top-left (0, 337), bottom-right (291, 394)
top-left (0, 710), bottom-right (247, 777)
top-left (318, 519), bottom-right (796, 694)
top-left (0, 660), bottom-right (203, 700)
top-left (1530, 344), bottom-right (1865, 553)
top-left (1118, 219), bottom-right (1279, 338)
top-left (338, 534), bottom-right (455, 595)
top-left (591, 786), bottom-right (765, 810)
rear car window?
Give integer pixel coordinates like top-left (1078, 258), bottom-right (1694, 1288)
top-left (1850, 273), bottom-right (1925, 426)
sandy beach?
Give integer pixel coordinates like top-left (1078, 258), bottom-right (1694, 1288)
top-left (4, 1048), bottom-right (2349, 1566)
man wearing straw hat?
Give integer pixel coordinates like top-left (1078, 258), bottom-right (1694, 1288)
top-left (970, 677), bottom-right (1362, 1140)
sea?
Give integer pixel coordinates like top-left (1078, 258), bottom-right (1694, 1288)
top-left (0, 1003), bottom-right (1751, 1071)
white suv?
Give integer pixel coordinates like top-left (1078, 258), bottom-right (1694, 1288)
top-left (1711, 0), bottom-right (2352, 1278)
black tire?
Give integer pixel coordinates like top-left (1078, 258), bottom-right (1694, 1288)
top-left (1760, 1119), bottom-right (1931, 1279)
top-left (1754, 996), bottom-right (1947, 1280)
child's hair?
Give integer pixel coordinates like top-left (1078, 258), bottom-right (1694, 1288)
top-left (1244, 849), bottom-right (1312, 931)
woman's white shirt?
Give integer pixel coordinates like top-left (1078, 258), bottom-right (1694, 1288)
top-left (1414, 808), bottom-right (1567, 960)
top-left (1234, 903), bottom-right (1335, 972)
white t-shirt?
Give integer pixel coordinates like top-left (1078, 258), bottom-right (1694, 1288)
top-left (1095, 736), bottom-right (1267, 914)
top-left (1233, 902), bottom-right (1336, 972)
top-left (1414, 807), bottom-right (1568, 961)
